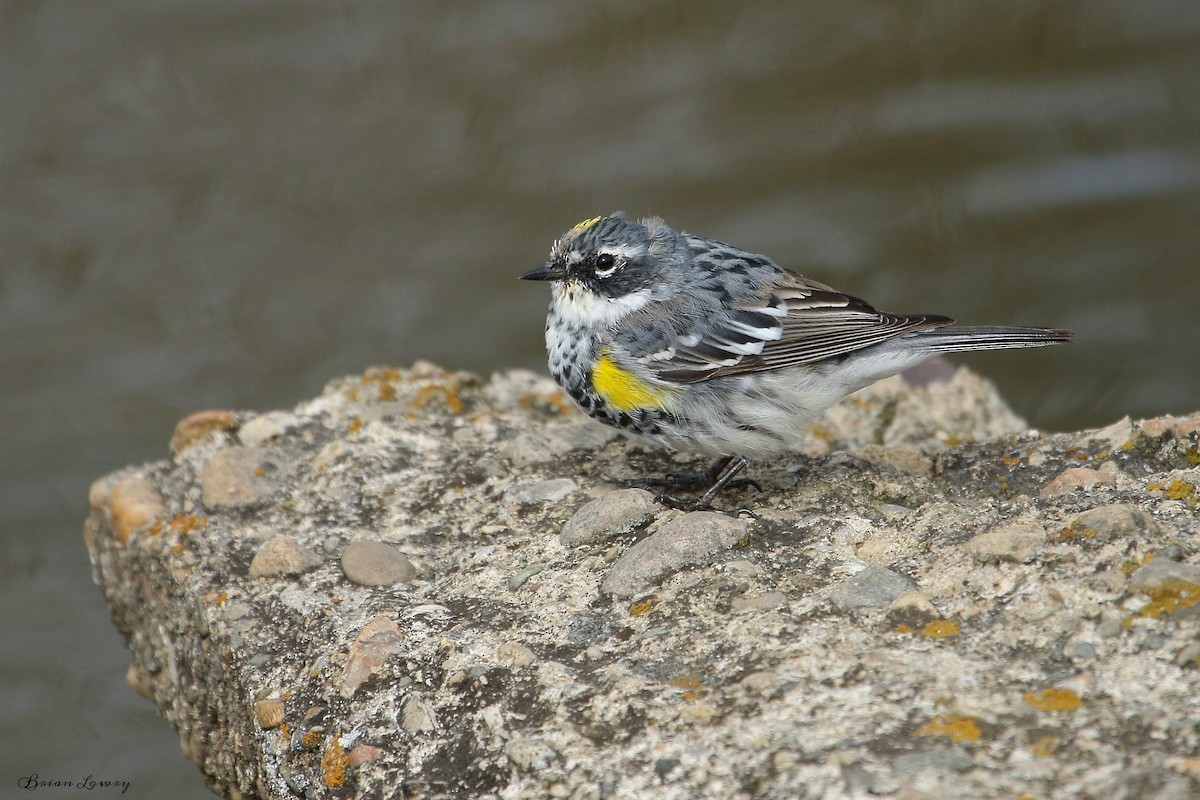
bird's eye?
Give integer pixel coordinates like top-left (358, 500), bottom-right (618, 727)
top-left (594, 253), bottom-right (617, 276)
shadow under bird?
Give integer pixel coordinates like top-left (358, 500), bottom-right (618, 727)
top-left (521, 213), bottom-right (1073, 510)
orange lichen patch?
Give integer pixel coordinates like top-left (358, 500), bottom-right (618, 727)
top-left (173, 514), bottom-right (206, 533)
top-left (1001, 454), bottom-right (1022, 466)
top-left (894, 624), bottom-right (914, 634)
top-left (409, 384), bottom-right (465, 415)
top-left (322, 735), bottom-right (348, 788)
top-left (1120, 553), bottom-right (1154, 576)
top-left (302, 729), bottom-right (323, 749)
top-left (1029, 735), bottom-right (1059, 757)
top-left (170, 409), bottom-right (237, 454)
top-left (1057, 524), bottom-right (1097, 541)
top-left (670, 674), bottom-right (706, 699)
top-left (1023, 688), bottom-right (1083, 712)
top-left (917, 714), bottom-right (981, 743)
top-left (1131, 580), bottom-right (1200, 620)
top-left (943, 435), bottom-right (963, 446)
top-left (920, 619), bottom-right (960, 638)
top-left (629, 598), bottom-right (655, 616)
top-left (347, 417), bottom-right (363, 434)
top-left (1163, 479), bottom-right (1198, 506)
top-left (519, 389), bottom-right (575, 415)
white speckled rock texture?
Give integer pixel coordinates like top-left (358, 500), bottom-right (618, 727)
top-left (84, 363), bottom-right (1200, 799)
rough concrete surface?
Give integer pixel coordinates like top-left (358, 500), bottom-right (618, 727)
top-left (84, 361), bottom-right (1200, 799)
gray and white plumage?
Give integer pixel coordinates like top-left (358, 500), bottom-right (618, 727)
top-left (522, 213), bottom-right (1072, 462)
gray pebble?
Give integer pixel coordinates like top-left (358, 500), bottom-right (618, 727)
top-left (248, 535), bottom-right (322, 578)
top-left (201, 446), bottom-right (277, 510)
top-left (504, 737), bottom-right (556, 772)
top-left (893, 747), bottom-right (974, 776)
top-left (1067, 641), bottom-right (1098, 660)
top-left (1129, 558), bottom-right (1200, 592)
top-left (503, 478), bottom-right (578, 505)
top-left (509, 563), bottom-right (547, 591)
top-left (400, 694), bottom-right (438, 733)
top-left (1097, 618), bottom-right (1124, 638)
top-left (1065, 504), bottom-right (1159, 542)
top-left (341, 540), bottom-right (417, 586)
top-left (828, 566), bottom-right (914, 611)
top-left (560, 489), bottom-right (659, 546)
top-left (1173, 642), bottom-right (1200, 667)
top-left (963, 521), bottom-right (1047, 563)
top-left (600, 512), bottom-right (749, 599)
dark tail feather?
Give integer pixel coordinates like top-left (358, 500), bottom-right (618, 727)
top-left (908, 325), bottom-right (1074, 354)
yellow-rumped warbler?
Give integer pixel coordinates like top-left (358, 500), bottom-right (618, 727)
top-left (521, 213), bottom-right (1072, 509)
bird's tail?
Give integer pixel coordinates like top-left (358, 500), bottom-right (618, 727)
top-left (907, 325), bottom-right (1074, 354)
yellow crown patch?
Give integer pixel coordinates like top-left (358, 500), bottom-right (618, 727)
top-left (568, 216), bottom-right (605, 236)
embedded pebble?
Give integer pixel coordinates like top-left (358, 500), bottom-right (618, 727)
top-left (893, 747), bottom-right (973, 776)
top-left (504, 737), bottom-right (556, 772)
top-left (560, 489), bottom-right (660, 546)
top-left (1128, 558), bottom-right (1200, 592)
top-left (340, 615), bottom-right (402, 698)
top-left (501, 423), bottom-right (617, 467)
top-left (503, 478), bottom-right (578, 505)
top-left (248, 536), bottom-right (322, 578)
top-left (254, 698), bottom-right (285, 729)
top-left (238, 412), bottom-right (299, 447)
top-left (400, 694), bottom-right (438, 733)
top-left (202, 446), bottom-right (277, 509)
top-left (348, 745), bottom-right (386, 766)
top-left (170, 409), bottom-right (237, 454)
top-left (828, 566), bottom-right (914, 610)
top-left (496, 641), bottom-right (537, 668)
top-left (1063, 504), bottom-right (1159, 542)
top-left (341, 540), bottom-right (417, 586)
top-left (508, 563), bottom-right (547, 591)
top-left (107, 475), bottom-right (165, 543)
top-left (730, 591), bottom-right (788, 613)
top-left (1041, 467), bottom-right (1116, 497)
top-left (600, 512), bottom-right (749, 598)
top-left (963, 521), bottom-right (1048, 563)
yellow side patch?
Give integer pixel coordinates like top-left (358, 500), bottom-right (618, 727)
top-left (592, 352), bottom-right (677, 413)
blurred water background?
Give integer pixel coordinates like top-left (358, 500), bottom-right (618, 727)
top-left (2, 1), bottom-right (1199, 795)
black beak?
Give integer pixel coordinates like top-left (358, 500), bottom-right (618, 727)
top-left (519, 262), bottom-right (566, 281)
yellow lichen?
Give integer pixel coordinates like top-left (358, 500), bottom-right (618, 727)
top-left (1023, 688), bottom-right (1083, 712)
top-left (347, 417), bottom-right (363, 434)
top-left (1132, 580), bottom-right (1200, 620)
top-left (409, 384), bottom-right (464, 414)
top-left (322, 734), bottom-right (348, 788)
top-left (1029, 735), bottom-right (1059, 757)
top-left (302, 729), bottom-right (322, 749)
top-left (917, 714), bottom-right (981, 743)
top-left (629, 598), bottom-right (655, 616)
top-left (1057, 524), bottom-right (1097, 541)
top-left (670, 674), bottom-right (705, 699)
top-left (1163, 479), bottom-right (1197, 506)
top-left (920, 619), bottom-right (960, 638)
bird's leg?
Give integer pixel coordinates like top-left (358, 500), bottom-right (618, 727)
top-left (630, 455), bottom-right (736, 492)
top-left (651, 456), bottom-right (759, 512)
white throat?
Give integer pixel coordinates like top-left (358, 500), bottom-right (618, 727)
top-left (552, 284), bottom-right (653, 327)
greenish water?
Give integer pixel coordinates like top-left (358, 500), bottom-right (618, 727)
top-left (3, 2), bottom-right (1198, 796)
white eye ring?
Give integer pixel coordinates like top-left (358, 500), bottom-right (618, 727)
top-left (594, 253), bottom-right (619, 278)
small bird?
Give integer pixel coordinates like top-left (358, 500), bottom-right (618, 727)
top-left (521, 213), bottom-right (1072, 509)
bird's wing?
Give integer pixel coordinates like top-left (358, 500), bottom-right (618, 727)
top-left (626, 272), bottom-right (952, 384)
